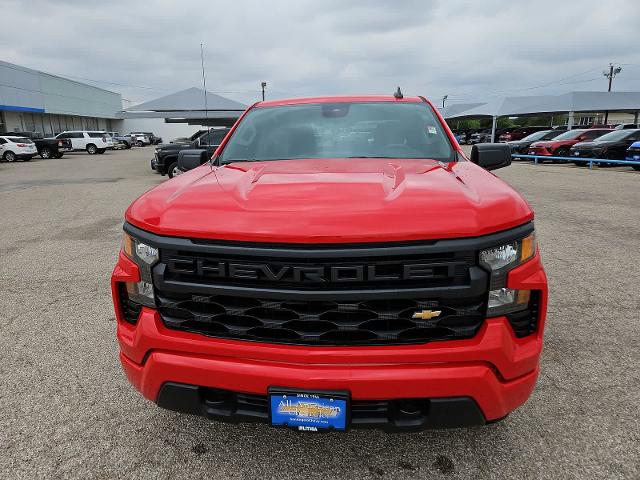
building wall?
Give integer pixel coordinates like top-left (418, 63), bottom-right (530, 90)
top-left (0, 60), bottom-right (121, 135)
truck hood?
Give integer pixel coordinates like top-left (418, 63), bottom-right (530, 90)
top-left (157, 142), bottom-right (191, 151)
top-left (126, 158), bottom-right (533, 243)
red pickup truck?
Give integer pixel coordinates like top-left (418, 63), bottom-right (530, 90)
top-left (112, 94), bottom-right (548, 432)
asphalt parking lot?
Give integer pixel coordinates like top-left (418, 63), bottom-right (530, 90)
top-left (0, 148), bottom-right (639, 480)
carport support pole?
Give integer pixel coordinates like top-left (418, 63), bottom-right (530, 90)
top-left (491, 115), bottom-right (497, 142)
top-left (634, 111), bottom-right (639, 124)
top-left (567, 111), bottom-right (574, 130)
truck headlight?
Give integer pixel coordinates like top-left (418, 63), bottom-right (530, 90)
top-left (480, 232), bottom-right (536, 316)
top-left (480, 233), bottom-right (536, 274)
top-left (122, 232), bottom-right (159, 307)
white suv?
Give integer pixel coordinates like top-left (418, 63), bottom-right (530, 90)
top-left (0, 136), bottom-right (38, 162)
top-left (55, 131), bottom-right (113, 155)
top-left (129, 132), bottom-right (151, 147)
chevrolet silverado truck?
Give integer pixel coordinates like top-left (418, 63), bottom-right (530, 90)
top-left (112, 94), bottom-right (548, 432)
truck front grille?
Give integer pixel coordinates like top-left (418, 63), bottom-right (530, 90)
top-left (125, 222), bottom-right (535, 346)
top-left (156, 292), bottom-right (485, 345)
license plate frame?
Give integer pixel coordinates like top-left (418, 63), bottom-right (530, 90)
top-left (268, 387), bottom-right (350, 432)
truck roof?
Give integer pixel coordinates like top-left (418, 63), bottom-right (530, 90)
top-left (257, 95), bottom-right (425, 108)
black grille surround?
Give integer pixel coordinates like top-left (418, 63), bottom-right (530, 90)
top-left (118, 283), bottom-right (142, 325)
top-left (125, 222), bottom-right (535, 346)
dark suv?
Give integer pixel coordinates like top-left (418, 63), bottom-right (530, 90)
top-left (152, 129), bottom-right (230, 178)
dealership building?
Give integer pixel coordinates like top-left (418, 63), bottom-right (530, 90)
top-left (0, 60), bottom-right (122, 136)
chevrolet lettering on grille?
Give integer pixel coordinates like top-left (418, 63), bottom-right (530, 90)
top-left (166, 256), bottom-right (459, 283)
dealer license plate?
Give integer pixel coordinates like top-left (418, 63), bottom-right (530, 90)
top-left (574, 152), bottom-right (580, 156)
top-left (269, 388), bottom-right (349, 431)
top-left (634, 155), bottom-right (639, 160)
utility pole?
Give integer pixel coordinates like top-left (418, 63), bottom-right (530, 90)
top-left (603, 63), bottom-right (622, 124)
top-left (261, 81), bottom-right (267, 101)
top-left (442, 95), bottom-right (448, 109)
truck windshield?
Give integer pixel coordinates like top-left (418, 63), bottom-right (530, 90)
top-left (220, 102), bottom-right (455, 163)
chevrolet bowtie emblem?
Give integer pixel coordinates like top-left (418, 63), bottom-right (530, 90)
top-left (412, 310), bottom-right (442, 320)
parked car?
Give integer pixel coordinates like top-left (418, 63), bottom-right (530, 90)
top-left (614, 123), bottom-right (639, 130)
top-left (570, 129), bottom-right (640, 166)
top-left (128, 132), bottom-right (151, 147)
top-left (528, 128), bottom-right (612, 162)
top-left (469, 129), bottom-right (492, 144)
top-left (499, 126), bottom-right (551, 142)
top-left (130, 131), bottom-right (162, 146)
top-left (508, 130), bottom-right (566, 159)
top-left (55, 131), bottom-right (112, 154)
top-left (0, 135), bottom-right (38, 161)
top-left (34, 137), bottom-right (73, 158)
top-left (625, 141), bottom-right (640, 171)
top-left (152, 128), bottom-right (229, 178)
top-left (107, 132), bottom-right (133, 149)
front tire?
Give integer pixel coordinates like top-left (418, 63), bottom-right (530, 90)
top-left (54, 152), bottom-right (64, 159)
top-left (4, 151), bottom-right (16, 162)
top-left (86, 144), bottom-right (97, 155)
top-left (97, 149), bottom-right (106, 154)
top-left (167, 161), bottom-right (182, 179)
top-left (40, 147), bottom-right (53, 159)
top-left (554, 148), bottom-right (569, 161)
top-left (136, 141), bottom-right (144, 147)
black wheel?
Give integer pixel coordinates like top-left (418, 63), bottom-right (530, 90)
top-left (54, 152), bottom-right (64, 159)
top-left (125, 142), bottom-right (132, 149)
top-left (40, 147), bottom-right (53, 159)
top-left (167, 161), bottom-right (183, 179)
top-left (3, 151), bottom-right (16, 162)
top-left (136, 141), bottom-right (144, 147)
top-left (603, 152), bottom-right (620, 167)
top-left (86, 144), bottom-right (97, 155)
top-left (554, 148), bottom-right (569, 162)
top-left (97, 149), bottom-right (106, 154)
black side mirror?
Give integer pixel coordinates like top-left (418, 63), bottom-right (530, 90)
top-left (178, 149), bottom-right (209, 172)
top-left (470, 143), bottom-right (512, 171)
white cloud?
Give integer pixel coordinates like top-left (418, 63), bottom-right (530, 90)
top-left (1, 0), bottom-right (638, 106)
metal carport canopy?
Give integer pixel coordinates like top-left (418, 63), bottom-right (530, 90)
top-left (442, 91), bottom-right (640, 141)
top-left (117, 87), bottom-right (248, 127)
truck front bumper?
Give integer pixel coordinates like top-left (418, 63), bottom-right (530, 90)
top-left (117, 307), bottom-right (540, 427)
top-left (113, 239), bottom-right (547, 430)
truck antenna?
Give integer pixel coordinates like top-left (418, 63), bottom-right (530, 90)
top-left (394, 86), bottom-right (403, 99)
top-left (200, 43), bottom-right (209, 121)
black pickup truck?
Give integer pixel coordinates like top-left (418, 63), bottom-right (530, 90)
top-left (151, 128), bottom-right (229, 178)
top-left (34, 137), bottom-right (73, 159)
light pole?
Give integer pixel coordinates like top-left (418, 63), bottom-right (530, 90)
top-left (261, 81), bottom-right (267, 101)
top-left (442, 95), bottom-right (448, 109)
top-left (603, 64), bottom-right (622, 124)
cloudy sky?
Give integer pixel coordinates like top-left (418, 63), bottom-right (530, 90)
top-left (1, 0), bottom-right (639, 107)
